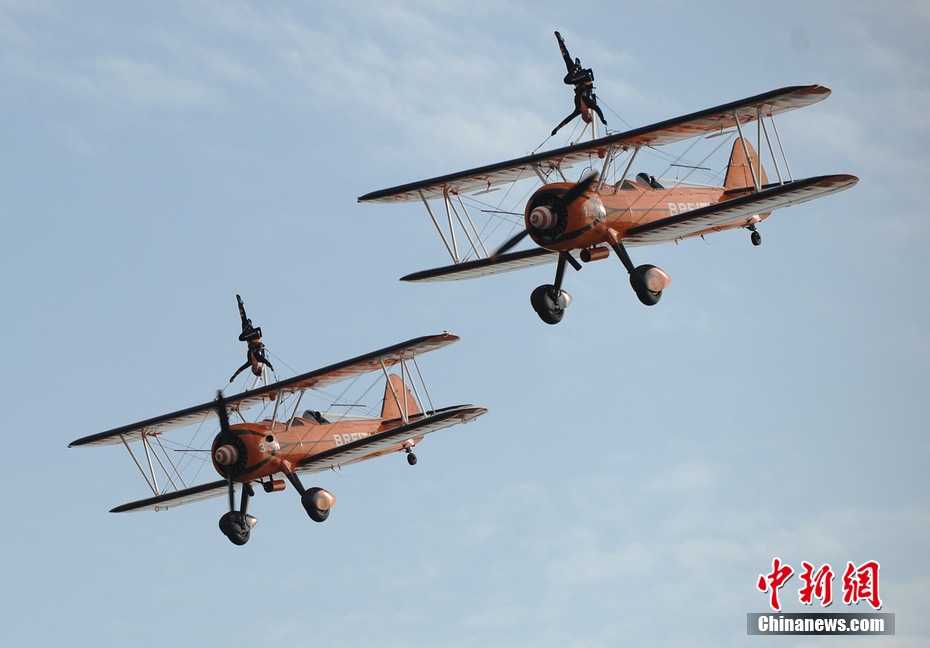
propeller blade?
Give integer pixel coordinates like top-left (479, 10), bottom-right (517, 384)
top-left (493, 228), bottom-right (531, 258)
top-left (214, 390), bottom-right (231, 435)
top-left (553, 173), bottom-right (597, 211)
top-left (214, 391), bottom-right (236, 511)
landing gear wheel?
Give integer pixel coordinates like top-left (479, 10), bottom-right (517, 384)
top-left (629, 266), bottom-right (662, 306)
top-left (218, 511), bottom-right (251, 545)
top-left (530, 284), bottom-right (568, 325)
top-left (302, 487), bottom-right (331, 523)
top-left (750, 230), bottom-right (762, 246)
top-left (406, 450), bottom-right (418, 466)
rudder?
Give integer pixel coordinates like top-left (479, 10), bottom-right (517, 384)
top-left (724, 138), bottom-right (769, 191)
top-left (380, 374), bottom-right (421, 420)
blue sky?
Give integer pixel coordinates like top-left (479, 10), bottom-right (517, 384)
top-left (2, 1), bottom-right (928, 646)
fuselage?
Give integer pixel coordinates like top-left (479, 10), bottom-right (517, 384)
top-left (525, 178), bottom-right (762, 251)
top-left (211, 414), bottom-right (419, 483)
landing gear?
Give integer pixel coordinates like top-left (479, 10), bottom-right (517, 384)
top-left (530, 284), bottom-right (571, 324)
top-left (286, 472), bottom-right (336, 523)
top-left (749, 226), bottom-right (762, 246)
top-left (629, 264), bottom-right (663, 306)
top-left (530, 252), bottom-right (578, 325)
top-left (301, 488), bottom-right (332, 523)
top-left (610, 240), bottom-right (670, 306)
top-left (214, 393), bottom-right (259, 546)
top-left (219, 511), bottom-right (257, 545)
top-left (219, 477), bottom-right (257, 545)
top-left (405, 448), bottom-right (418, 466)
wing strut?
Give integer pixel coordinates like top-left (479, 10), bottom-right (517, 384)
top-left (769, 117), bottom-right (793, 181)
top-left (151, 434), bottom-right (186, 492)
top-left (122, 435), bottom-right (158, 496)
top-left (760, 119), bottom-right (783, 184)
top-left (119, 430), bottom-right (188, 497)
top-left (405, 355), bottom-right (429, 415)
top-left (733, 112), bottom-right (761, 192)
top-left (380, 357), bottom-right (404, 423)
top-left (419, 188), bottom-right (497, 265)
top-left (730, 107), bottom-right (798, 192)
top-left (285, 390), bottom-right (306, 432)
top-left (411, 356), bottom-right (436, 412)
top-left (452, 191), bottom-right (490, 259)
top-left (419, 189), bottom-right (458, 263)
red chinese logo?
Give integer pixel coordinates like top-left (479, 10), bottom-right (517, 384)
top-left (757, 559), bottom-right (882, 611)
top-left (842, 560), bottom-right (882, 609)
top-left (798, 561), bottom-right (834, 607)
top-left (757, 557), bottom-right (794, 612)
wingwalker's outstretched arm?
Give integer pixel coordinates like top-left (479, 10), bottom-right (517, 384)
top-left (229, 294), bottom-right (274, 383)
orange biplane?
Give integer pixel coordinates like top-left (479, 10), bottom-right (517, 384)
top-left (70, 333), bottom-right (487, 545)
top-left (359, 85), bottom-right (858, 324)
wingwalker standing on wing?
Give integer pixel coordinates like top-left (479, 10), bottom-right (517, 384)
top-left (229, 294), bottom-right (274, 383)
top-left (551, 31), bottom-right (607, 137)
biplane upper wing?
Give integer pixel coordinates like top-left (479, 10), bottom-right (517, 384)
top-left (296, 404), bottom-right (488, 474)
top-left (109, 405), bottom-right (488, 513)
top-left (358, 85), bottom-right (831, 204)
top-left (624, 174), bottom-right (859, 246)
top-left (69, 333), bottom-right (460, 448)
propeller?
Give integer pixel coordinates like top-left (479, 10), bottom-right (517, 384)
top-left (213, 391), bottom-right (236, 511)
top-left (492, 173), bottom-right (598, 258)
top-left (213, 390), bottom-right (258, 544)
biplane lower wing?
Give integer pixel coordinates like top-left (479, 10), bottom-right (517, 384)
top-left (398, 175), bottom-right (857, 283)
top-left (624, 174), bottom-right (859, 245)
top-left (296, 404), bottom-right (487, 474)
top-left (401, 248), bottom-right (562, 283)
top-left (69, 333), bottom-right (460, 448)
top-left (108, 405), bottom-right (487, 512)
top-left (110, 479), bottom-right (230, 513)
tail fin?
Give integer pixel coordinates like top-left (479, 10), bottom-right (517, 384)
top-left (724, 138), bottom-right (769, 191)
top-left (380, 374), bottom-right (422, 420)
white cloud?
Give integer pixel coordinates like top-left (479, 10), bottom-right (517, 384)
top-left (80, 56), bottom-right (224, 110)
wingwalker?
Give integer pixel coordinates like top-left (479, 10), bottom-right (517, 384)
top-left (359, 81), bottom-right (858, 325)
top-left (70, 327), bottom-right (487, 546)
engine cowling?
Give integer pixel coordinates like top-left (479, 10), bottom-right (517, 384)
top-left (525, 183), bottom-right (605, 248)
